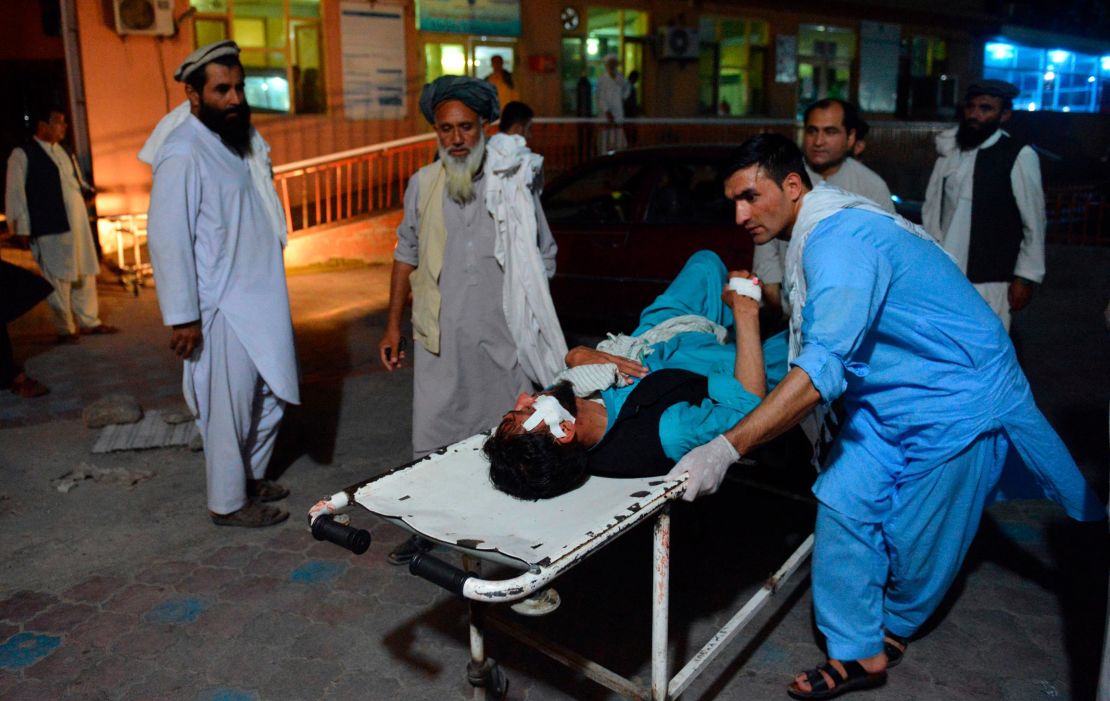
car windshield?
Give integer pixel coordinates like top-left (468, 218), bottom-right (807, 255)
top-left (645, 162), bottom-right (732, 225)
top-left (544, 163), bottom-right (648, 225)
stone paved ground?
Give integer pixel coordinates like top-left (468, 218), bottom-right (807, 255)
top-left (0, 246), bottom-right (1106, 700)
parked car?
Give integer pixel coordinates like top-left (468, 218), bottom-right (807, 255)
top-left (542, 145), bottom-right (752, 334)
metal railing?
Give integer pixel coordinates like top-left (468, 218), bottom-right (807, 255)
top-left (272, 133), bottom-right (438, 236)
top-left (269, 118), bottom-right (1108, 246)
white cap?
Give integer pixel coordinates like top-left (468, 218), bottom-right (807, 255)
top-left (174, 40), bottom-right (240, 83)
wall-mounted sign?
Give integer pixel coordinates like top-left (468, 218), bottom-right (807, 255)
top-left (775, 35), bottom-right (798, 84)
top-left (416, 0), bottom-right (521, 37)
top-left (341, 2), bottom-right (406, 120)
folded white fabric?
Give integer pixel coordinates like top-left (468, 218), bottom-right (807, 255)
top-left (597, 314), bottom-right (727, 364)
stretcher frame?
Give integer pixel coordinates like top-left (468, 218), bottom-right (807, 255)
top-left (312, 436), bottom-right (814, 700)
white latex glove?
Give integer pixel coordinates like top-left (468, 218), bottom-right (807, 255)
top-left (666, 435), bottom-right (740, 502)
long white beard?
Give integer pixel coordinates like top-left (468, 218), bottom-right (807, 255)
top-left (439, 133), bottom-right (486, 204)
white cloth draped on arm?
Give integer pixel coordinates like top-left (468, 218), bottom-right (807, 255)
top-left (139, 100), bottom-right (288, 247)
top-left (484, 132), bottom-right (567, 388)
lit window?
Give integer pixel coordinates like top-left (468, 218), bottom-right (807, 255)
top-left (982, 39), bottom-right (1108, 114)
top-left (797, 24), bottom-right (855, 111)
top-left (696, 15), bottom-right (769, 116)
top-left (189, 0), bottom-right (325, 115)
top-left (559, 7), bottom-right (649, 116)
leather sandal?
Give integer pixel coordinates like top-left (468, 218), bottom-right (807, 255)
top-left (884, 630), bottom-right (908, 669)
top-left (787, 660), bottom-right (887, 700)
top-left (210, 501), bottom-right (289, 528)
top-left (9, 373), bottom-right (49, 398)
top-left (247, 479), bottom-right (290, 502)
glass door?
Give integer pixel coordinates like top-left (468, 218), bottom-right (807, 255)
top-left (469, 38), bottom-right (517, 79)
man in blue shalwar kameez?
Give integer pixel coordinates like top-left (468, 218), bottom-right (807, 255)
top-left (670, 134), bottom-right (1104, 699)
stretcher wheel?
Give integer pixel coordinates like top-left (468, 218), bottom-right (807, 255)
top-left (467, 658), bottom-right (508, 699)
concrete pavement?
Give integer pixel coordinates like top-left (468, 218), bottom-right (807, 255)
top-left (0, 245), bottom-right (1106, 700)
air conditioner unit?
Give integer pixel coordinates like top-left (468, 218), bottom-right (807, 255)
top-left (660, 27), bottom-right (699, 60)
top-left (113, 0), bottom-right (175, 36)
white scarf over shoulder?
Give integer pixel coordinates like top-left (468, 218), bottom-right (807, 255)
top-left (784, 184), bottom-right (950, 361)
top-left (484, 132), bottom-right (568, 388)
top-left (139, 101), bottom-right (289, 248)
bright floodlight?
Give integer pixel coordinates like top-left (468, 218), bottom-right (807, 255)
top-left (987, 42), bottom-right (1015, 61)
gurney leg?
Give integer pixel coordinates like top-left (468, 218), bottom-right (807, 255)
top-left (652, 507), bottom-right (671, 701)
top-left (464, 557), bottom-right (508, 700)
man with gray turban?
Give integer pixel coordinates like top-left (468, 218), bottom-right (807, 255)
top-left (145, 40), bottom-right (299, 528)
top-left (378, 75), bottom-right (564, 564)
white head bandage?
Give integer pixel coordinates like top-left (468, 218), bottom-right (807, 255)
top-left (521, 395), bottom-right (576, 439)
top-left (728, 276), bottom-right (762, 303)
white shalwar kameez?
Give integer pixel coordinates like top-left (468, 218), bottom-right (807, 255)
top-left (5, 138), bottom-right (103, 334)
top-left (595, 71), bottom-right (631, 152)
top-left (922, 127), bottom-right (1046, 330)
top-left (147, 116), bottom-right (299, 515)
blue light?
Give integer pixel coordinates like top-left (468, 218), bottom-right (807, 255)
top-left (1027, 102), bottom-right (1037, 111)
top-left (891, 194), bottom-right (902, 204)
top-left (1102, 56), bottom-right (1110, 71)
top-left (1048, 50), bottom-right (1069, 64)
top-left (987, 42), bottom-right (1015, 61)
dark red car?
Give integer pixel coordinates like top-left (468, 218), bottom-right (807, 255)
top-left (543, 145), bottom-right (753, 334)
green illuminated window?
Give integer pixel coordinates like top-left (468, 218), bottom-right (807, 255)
top-left (189, 0), bottom-right (324, 115)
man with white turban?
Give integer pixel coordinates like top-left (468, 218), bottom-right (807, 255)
top-left (378, 75), bottom-right (564, 563)
top-left (145, 40), bottom-right (298, 528)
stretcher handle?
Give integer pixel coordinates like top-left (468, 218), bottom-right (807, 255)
top-left (409, 552), bottom-right (473, 595)
top-left (311, 515), bottom-right (371, 555)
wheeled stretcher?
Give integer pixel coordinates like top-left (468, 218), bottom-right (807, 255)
top-left (310, 433), bottom-right (814, 700)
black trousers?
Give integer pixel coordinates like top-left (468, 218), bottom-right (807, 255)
top-left (0, 322), bottom-right (16, 387)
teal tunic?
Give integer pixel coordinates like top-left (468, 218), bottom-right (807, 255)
top-left (596, 250), bottom-right (789, 464)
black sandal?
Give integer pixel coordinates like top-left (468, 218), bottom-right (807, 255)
top-left (787, 660), bottom-right (887, 700)
top-left (883, 630), bottom-right (908, 668)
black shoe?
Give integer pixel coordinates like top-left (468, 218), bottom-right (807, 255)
top-left (388, 535), bottom-right (431, 566)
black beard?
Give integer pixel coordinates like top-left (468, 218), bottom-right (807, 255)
top-left (197, 100), bottom-right (252, 156)
top-left (549, 380), bottom-right (578, 418)
top-left (955, 116), bottom-right (1001, 151)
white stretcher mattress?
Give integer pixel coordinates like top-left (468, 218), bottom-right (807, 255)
top-left (353, 434), bottom-right (682, 570)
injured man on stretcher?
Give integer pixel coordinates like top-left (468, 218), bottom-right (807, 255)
top-left (484, 250), bottom-right (789, 499)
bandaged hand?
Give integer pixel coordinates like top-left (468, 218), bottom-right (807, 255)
top-left (666, 435), bottom-right (740, 502)
top-left (566, 346), bottom-right (647, 379)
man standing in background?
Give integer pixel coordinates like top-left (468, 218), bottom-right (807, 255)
top-left (5, 105), bottom-right (116, 344)
top-left (484, 55), bottom-right (520, 111)
top-left (754, 99), bottom-right (895, 324)
top-left (923, 79), bottom-right (1045, 331)
top-left (595, 54), bottom-right (631, 152)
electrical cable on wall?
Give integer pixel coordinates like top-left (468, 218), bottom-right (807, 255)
top-left (156, 37), bottom-right (171, 113)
